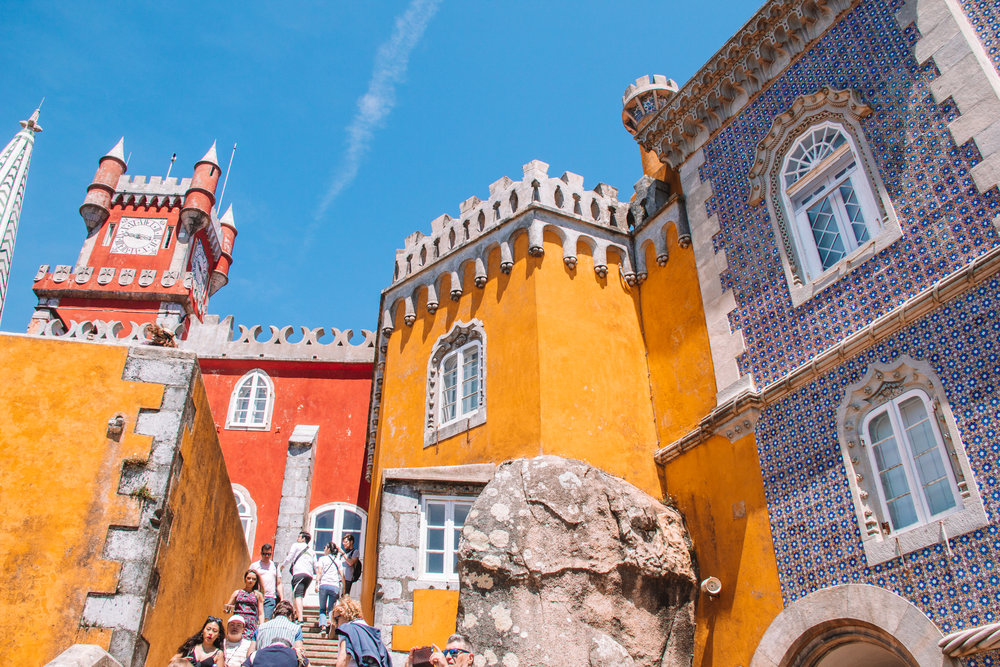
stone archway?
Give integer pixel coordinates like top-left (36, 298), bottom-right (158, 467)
top-left (750, 584), bottom-right (955, 667)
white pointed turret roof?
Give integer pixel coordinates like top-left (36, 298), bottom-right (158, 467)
top-left (105, 137), bottom-right (125, 162)
top-left (0, 108), bottom-right (42, 322)
top-left (219, 203), bottom-right (236, 230)
top-left (199, 140), bottom-right (219, 167)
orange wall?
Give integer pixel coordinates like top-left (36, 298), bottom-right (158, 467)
top-left (200, 359), bottom-right (373, 552)
top-left (0, 335), bottom-right (249, 665)
top-left (144, 363), bottom-right (250, 667)
top-left (660, 433), bottom-right (784, 667)
top-left (373, 232), bottom-right (659, 490)
top-left (639, 227), bottom-right (717, 445)
top-left (0, 336), bottom-right (162, 663)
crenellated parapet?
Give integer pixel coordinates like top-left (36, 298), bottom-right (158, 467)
top-left (183, 314), bottom-right (375, 363)
top-left (382, 160), bottom-right (639, 335)
top-left (33, 318), bottom-right (185, 344)
top-left (111, 174), bottom-right (191, 208)
top-left (634, 0), bottom-right (857, 168)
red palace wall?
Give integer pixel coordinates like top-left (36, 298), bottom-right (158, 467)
top-left (199, 358), bottom-right (373, 552)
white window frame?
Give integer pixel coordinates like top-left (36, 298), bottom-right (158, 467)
top-left (749, 89), bottom-right (902, 307)
top-left (419, 495), bottom-right (473, 581)
top-left (860, 389), bottom-right (962, 535)
top-left (780, 122), bottom-right (883, 281)
top-left (837, 357), bottom-right (988, 565)
top-left (226, 368), bottom-right (275, 430)
top-left (303, 503), bottom-right (367, 605)
top-left (438, 340), bottom-right (483, 427)
top-left (425, 320), bottom-right (487, 446)
top-left (232, 484), bottom-right (257, 550)
top-left (307, 502), bottom-right (368, 559)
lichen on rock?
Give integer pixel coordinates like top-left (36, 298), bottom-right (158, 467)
top-left (457, 455), bottom-right (697, 666)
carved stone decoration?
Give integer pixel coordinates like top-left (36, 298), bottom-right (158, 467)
top-left (748, 87), bottom-right (873, 207)
top-left (836, 355), bottom-right (988, 565)
top-left (138, 269), bottom-right (156, 287)
top-left (74, 266), bottom-right (93, 284)
top-left (635, 0), bottom-right (858, 168)
top-left (34, 265), bottom-right (49, 282)
top-left (97, 267), bottom-right (115, 285)
top-left (424, 319), bottom-right (486, 445)
top-left (161, 270), bottom-right (179, 288)
top-left (118, 268), bottom-right (136, 286)
top-left (458, 455), bottom-right (697, 667)
top-left (182, 272), bottom-right (193, 289)
top-left (52, 265), bottom-right (71, 283)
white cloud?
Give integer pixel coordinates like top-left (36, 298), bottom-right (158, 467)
top-left (316, 0), bottom-right (442, 219)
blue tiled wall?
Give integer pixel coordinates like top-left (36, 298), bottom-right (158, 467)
top-left (962, 0), bottom-right (1000, 74)
top-left (756, 276), bottom-right (1000, 665)
top-left (697, 0), bottom-right (1000, 386)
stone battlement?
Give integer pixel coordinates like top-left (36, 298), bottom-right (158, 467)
top-left (391, 160), bottom-right (631, 286)
top-left (184, 314), bottom-right (375, 363)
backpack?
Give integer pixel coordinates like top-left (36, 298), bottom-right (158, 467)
top-left (349, 554), bottom-right (362, 582)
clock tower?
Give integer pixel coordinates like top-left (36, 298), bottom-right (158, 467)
top-left (28, 139), bottom-right (237, 338)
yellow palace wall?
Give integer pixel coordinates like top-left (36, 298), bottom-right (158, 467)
top-left (0, 335), bottom-right (248, 664)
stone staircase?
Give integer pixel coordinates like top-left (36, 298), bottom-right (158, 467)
top-left (299, 606), bottom-right (339, 666)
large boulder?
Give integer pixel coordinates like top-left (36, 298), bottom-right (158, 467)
top-left (457, 456), bottom-right (697, 667)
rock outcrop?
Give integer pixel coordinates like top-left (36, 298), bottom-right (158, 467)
top-left (457, 456), bottom-right (697, 667)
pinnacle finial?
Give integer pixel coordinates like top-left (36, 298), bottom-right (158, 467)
top-left (199, 140), bottom-right (219, 167)
top-left (105, 137), bottom-right (125, 162)
top-left (19, 106), bottom-right (43, 134)
top-left (219, 203), bottom-right (236, 229)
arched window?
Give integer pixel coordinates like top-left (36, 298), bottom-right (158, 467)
top-left (232, 484), bottom-right (257, 549)
top-left (780, 122), bottom-right (881, 279)
top-left (837, 357), bottom-right (987, 565)
top-left (748, 88), bottom-right (902, 306)
top-left (226, 369), bottom-right (274, 430)
top-left (425, 320), bottom-right (486, 446)
top-left (862, 390), bottom-right (959, 533)
top-left (308, 502), bottom-right (368, 559)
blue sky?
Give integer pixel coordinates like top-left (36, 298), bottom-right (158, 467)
top-left (0, 1), bottom-right (762, 334)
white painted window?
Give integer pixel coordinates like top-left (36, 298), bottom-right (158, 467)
top-left (837, 357), bottom-right (988, 565)
top-left (420, 496), bottom-right (473, 580)
top-left (862, 390), bottom-right (960, 534)
top-left (781, 122), bottom-right (881, 280)
top-left (425, 320), bottom-right (487, 446)
top-left (439, 341), bottom-right (482, 426)
top-left (308, 502), bottom-right (367, 558)
top-left (226, 369), bottom-right (274, 430)
top-left (232, 484), bottom-right (257, 549)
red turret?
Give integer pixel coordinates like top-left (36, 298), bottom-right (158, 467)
top-left (180, 141), bottom-right (220, 233)
top-left (79, 138), bottom-right (127, 232)
top-left (210, 204), bottom-right (237, 295)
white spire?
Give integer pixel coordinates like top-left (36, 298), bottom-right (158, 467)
top-left (0, 107), bottom-right (42, 324)
top-left (219, 203), bottom-right (236, 229)
top-left (199, 140), bottom-right (219, 167)
top-left (105, 137), bottom-right (125, 163)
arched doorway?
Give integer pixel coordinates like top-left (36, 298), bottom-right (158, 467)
top-left (304, 502), bottom-right (367, 606)
top-left (751, 584), bottom-right (954, 667)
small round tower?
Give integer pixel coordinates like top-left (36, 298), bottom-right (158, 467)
top-left (79, 138), bottom-right (126, 232)
top-left (180, 141), bottom-right (220, 233)
top-left (210, 204), bottom-right (237, 296)
top-left (621, 75), bottom-right (678, 136)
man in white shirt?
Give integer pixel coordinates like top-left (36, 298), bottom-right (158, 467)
top-left (281, 531), bottom-right (315, 623)
top-left (250, 543), bottom-right (282, 620)
top-left (223, 614), bottom-right (254, 666)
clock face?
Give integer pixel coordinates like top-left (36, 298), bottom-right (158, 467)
top-left (110, 217), bottom-right (167, 255)
top-left (190, 241), bottom-right (210, 307)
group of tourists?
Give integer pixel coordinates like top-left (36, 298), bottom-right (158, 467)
top-left (170, 531), bottom-right (376, 667)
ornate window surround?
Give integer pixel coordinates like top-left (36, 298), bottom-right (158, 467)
top-left (749, 87), bottom-right (902, 307)
top-left (424, 320), bottom-right (486, 447)
top-left (226, 368), bottom-right (275, 430)
top-left (836, 356), bottom-right (988, 566)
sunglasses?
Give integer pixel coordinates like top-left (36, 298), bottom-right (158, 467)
top-left (442, 648), bottom-right (471, 658)
top-left (207, 616), bottom-right (223, 624)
